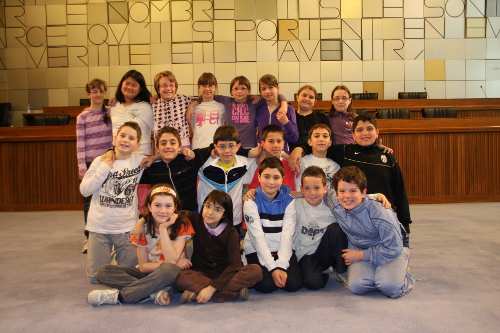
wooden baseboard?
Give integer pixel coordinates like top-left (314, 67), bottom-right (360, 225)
top-left (409, 196), bottom-right (500, 204)
top-left (0, 204), bottom-right (82, 212)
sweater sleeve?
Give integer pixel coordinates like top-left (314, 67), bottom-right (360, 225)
top-left (79, 156), bottom-right (112, 197)
top-left (362, 217), bottom-right (403, 266)
top-left (76, 113), bottom-right (87, 175)
top-left (275, 199), bottom-right (296, 270)
top-left (282, 104), bottom-right (299, 144)
top-left (243, 200), bottom-right (277, 272)
top-left (209, 228), bottom-right (242, 291)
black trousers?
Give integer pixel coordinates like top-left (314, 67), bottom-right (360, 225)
top-left (246, 251), bottom-right (302, 293)
top-left (299, 223), bottom-right (348, 290)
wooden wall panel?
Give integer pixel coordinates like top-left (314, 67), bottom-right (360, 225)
top-left (0, 126), bottom-right (82, 211)
top-left (1, 118), bottom-right (499, 211)
top-left (291, 98), bottom-right (500, 118)
top-left (379, 119), bottom-right (500, 203)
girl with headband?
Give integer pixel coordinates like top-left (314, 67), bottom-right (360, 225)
top-left (87, 184), bottom-right (194, 306)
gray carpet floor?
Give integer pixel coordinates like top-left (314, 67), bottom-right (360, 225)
top-left (1, 202), bottom-right (499, 333)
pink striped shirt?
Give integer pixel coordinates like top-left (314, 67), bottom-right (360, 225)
top-left (76, 107), bottom-right (113, 174)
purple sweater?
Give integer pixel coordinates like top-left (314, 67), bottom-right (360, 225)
top-left (327, 110), bottom-right (356, 145)
top-left (255, 104), bottom-right (298, 153)
top-left (76, 108), bottom-right (113, 174)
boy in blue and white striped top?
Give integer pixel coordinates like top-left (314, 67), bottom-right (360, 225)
top-left (243, 157), bottom-right (302, 293)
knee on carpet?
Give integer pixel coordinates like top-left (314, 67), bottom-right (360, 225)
top-left (348, 278), bottom-right (374, 295)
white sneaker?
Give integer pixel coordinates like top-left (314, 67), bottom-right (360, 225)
top-left (87, 289), bottom-right (120, 306)
top-left (81, 240), bottom-right (88, 254)
top-left (151, 287), bottom-right (173, 306)
top-left (336, 272), bottom-right (348, 287)
top-left (323, 266), bottom-right (334, 275)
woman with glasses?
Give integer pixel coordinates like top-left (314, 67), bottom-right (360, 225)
top-left (328, 85), bottom-right (358, 145)
top-left (151, 71), bottom-right (197, 148)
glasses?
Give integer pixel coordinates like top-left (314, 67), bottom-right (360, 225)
top-left (203, 204), bottom-right (225, 213)
top-left (160, 84), bottom-right (175, 89)
top-left (232, 86), bottom-right (248, 92)
top-left (217, 144), bottom-right (237, 151)
top-left (333, 96), bottom-right (349, 101)
top-left (90, 89), bottom-right (105, 94)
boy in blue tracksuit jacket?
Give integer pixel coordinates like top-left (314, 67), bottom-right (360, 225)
top-left (324, 166), bottom-right (415, 298)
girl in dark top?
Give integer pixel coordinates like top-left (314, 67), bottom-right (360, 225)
top-left (175, 190), bottom-right (262, 303)
top-left (293, 85), bottom-right (330, 149)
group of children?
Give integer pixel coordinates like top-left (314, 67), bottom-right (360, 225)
top-left (77, 70), bottom-right (415, 306)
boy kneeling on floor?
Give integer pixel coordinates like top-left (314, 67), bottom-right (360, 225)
top-left (325, 166), bottom-right (415, 298)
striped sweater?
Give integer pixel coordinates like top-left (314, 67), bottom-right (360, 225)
top-left (76, 107), bottom-right (113, 175)
top-left (243, 185), bottom-right (296, 272)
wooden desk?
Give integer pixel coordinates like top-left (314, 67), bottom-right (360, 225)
top-left (291, 98), bottom-right (500, 118)
top-left (1, 119), bottom-right (499, 211)
top-left (42, 106), bottom-right (86, 125)
top-left (0, 126), bottom-right (82, 211)
top-left (377, 118), bottom-right (500, 203)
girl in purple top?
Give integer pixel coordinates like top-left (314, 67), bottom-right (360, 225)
top-left (256, 74), bottom-right (298, 153)
top-left (76, 78), bottom-right (113, 252)
top-left (328, 85), bottom-right (358, 145)
top-left (187, 76), bottom-right (288, 148)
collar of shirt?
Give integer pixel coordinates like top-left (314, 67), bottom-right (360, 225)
top-left (203, 221), bottom-right (227, 236)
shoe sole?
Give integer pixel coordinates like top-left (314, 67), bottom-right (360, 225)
top-left (239, 287), bottom-right (249, 301)
top-left (180, 290), bottom-right (197, 304)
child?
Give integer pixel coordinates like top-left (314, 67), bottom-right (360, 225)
top-left (87, 184), bottom-right (194, 306)
top-left (256, 74), bottom-right (298, 153)
top-left (289, 115), bottom-right (412, 234)
top-left (188, 76), bottom-right (289, 148)
top-left (76, 79), bottom-right (113, 253)
top-left (294, 166), bottom-right (348, 290)
top-left (197, 125), bottom-right (257, 236)
top-left (249, 124), bottom-right (295, 191)
top-left (175, 190), bottom-right (262, 303)
top-left (294, 166), bottom-right (390, 290)
top-left (80, 121), bottom-right (145, 284)
top-left (325, 166), bottom-right (415, 298)
top-left (328, 85), bottom-right (357, 145)
top-left (243, 157), bottom-right (302, 293)
top-left (110, 70), bottom-right (154, 155)
top-left (151, 71), bottom-right (196, 148)
top-left (139, 126), bottom-right (213, 212)
top-left (294, 85), bottom-right (330, 148)
top-left (294, 124), bottom-right (339, 191)
top-left (190, 72), bottom-right (225, 149)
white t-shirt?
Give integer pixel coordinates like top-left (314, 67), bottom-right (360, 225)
top-left (190, 100), bottom-right (225, 149)
top-left (293, 198), bottom-right (338, 261)
top-left (295, 154), bottom-right (340, 191)
top-left (110, 101), bottom-right (154, 155)
top-left (81, 154), bottom-right (145, 234)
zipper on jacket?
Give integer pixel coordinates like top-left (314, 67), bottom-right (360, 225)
top-left (224, 171), bottom-right (228, 193)
top-left (166, 162), bottom-right (177, 193)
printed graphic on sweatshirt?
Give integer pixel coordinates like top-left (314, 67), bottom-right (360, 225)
top-left (100, 166), bottom-right (141, 208)
top-left (245, 214), bottom-right (255, 225)
top-left (231, 102), bottom-right (250, 124)
top-left (300, 222), bottom-right (327, 240)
